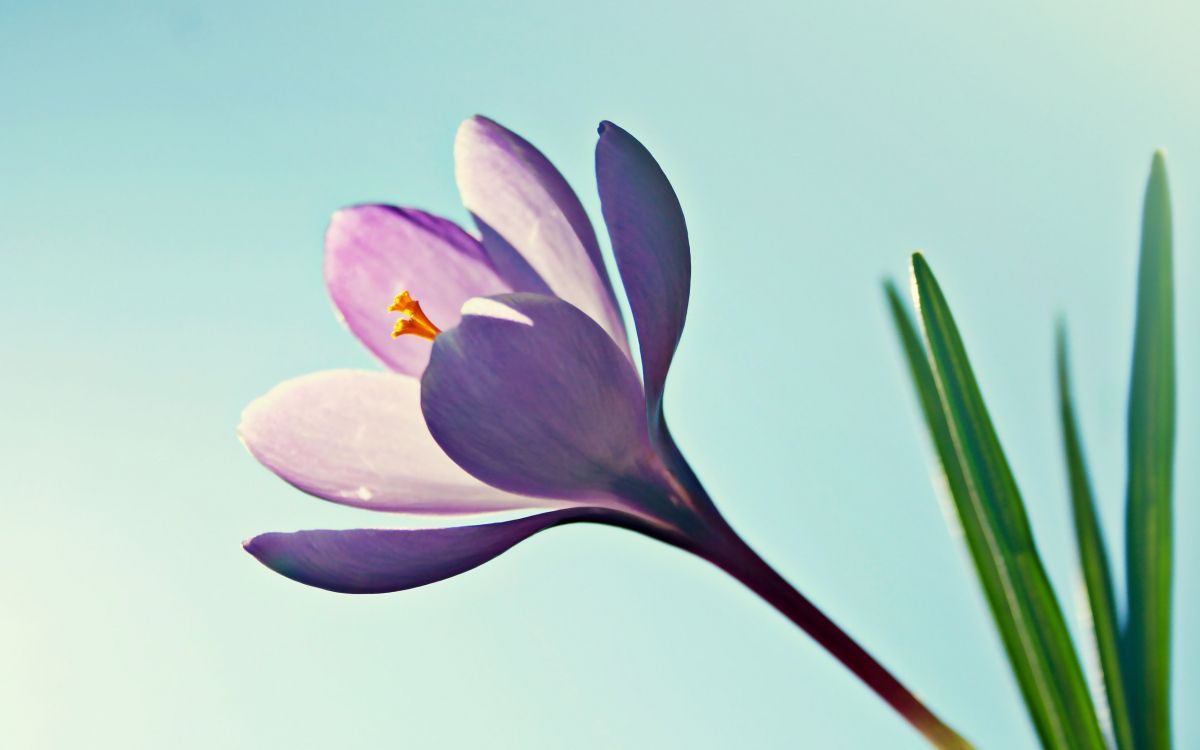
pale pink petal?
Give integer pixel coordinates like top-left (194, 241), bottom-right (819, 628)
top-left (239, 369), bottom-right (564, 514)
top-left (325, 204), bottom-right (512, 377)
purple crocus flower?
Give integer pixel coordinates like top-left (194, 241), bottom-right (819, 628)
top-left (241, 117), bottom-right (969, 749)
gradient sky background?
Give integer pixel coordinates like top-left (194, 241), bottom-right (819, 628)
top-left (2, 1), bottom-right (1197, 747)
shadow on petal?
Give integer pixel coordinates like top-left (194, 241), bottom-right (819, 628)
top-left (455, 116), bottom-right (629, 353)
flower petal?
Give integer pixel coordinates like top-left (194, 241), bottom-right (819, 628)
top-left (325, 204), bottom-right (512, 377)
top-left (421, 294), bottom-right (660, 503)
top-left (595, 121), bottom-right (691, 429)
top-left (239, 369), bottom-right (562, 514)
top-left (454, 116), bottom-right (630, 354)
top-left (244, 507), bottom-right (615, 594)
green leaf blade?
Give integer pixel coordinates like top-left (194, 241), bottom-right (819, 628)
top-left (1057, 327), bottom-right (1136, 750)
top-left (1125, 151), bottom-right (1176, 749)
top-left (886, 283), bottom-right (1058, 743)
top-left (902, 255), bottom-right (1107, 750)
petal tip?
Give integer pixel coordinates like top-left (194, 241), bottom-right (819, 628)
top-left (236, 395), bottom-right (266, 452)
top-left (458, 115), bottom-right (482, 136)
top-left (458, 114), bottom-right (505, 143)
top-left (596, 120), bottom-right (633, 143)
top-left (242, 534), bottom-right (268, 559)
top-left (326, 202), bottom-right (380, 234)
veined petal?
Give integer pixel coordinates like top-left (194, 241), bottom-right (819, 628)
top-left (244, 507), bottom-right (616, 594)
top-left (239, 369), bottom-right (561, 514)
top-left (421, 294), bottom-right (664, 504)
top-left (454, 116), bottom-right (630, 355)
top-left (325, 204), bottom-right (511, 377)
top-left (595, 121), bottom-right (690, 431)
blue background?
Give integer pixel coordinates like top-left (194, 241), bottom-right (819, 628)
top-left (2, 1), bottom-right (1196, 747)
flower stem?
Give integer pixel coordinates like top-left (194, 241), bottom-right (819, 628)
top-left (699, 520), bottom-right (973, 750)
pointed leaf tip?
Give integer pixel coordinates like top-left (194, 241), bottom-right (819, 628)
top-left (1125, 145), bottom-right (1176, 750)
top-left (906, 255), bottom-right (1106, 749)
top-left (1057, 328), bottom-right (1136, 750)
top-left (909, 253), bottom-right (935, 297)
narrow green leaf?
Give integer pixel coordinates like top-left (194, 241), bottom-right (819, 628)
top-left (885, 282), bottom-right (970, 502)
top-left (887, 282), bottom-right (1063, 741)
top-left (1057, 326), bottom-right (1136, 750)
top-left (1125, 151), bottom-right (1176, 749)
top-left (901, 255), bottom-right (1107, 750)
top-left (886, 282), bottom-right (1083, 749)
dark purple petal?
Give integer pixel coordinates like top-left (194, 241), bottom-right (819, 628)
top-left (239, 370), bottom-right (559, 515)
top-left (454, 116), bottom-right (630, 354)
top-left (244, 507), bottom-right (616, 594)
top-left (325, 204), bottom-right (511, 377)
top-left (595, 121), bottom-right (691, 429)
top-left (420, 294), bottom-right (665, 503)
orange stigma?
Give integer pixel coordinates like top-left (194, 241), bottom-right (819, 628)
top-left (388, 291), bottom-right (442, 341)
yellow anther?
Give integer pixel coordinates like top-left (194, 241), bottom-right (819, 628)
top-left (388, 291), bottom-right (416, 314)
top-left (388, 291), bottom-right (442, 341)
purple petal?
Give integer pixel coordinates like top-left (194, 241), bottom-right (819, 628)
top-left (454, 116), bottom-right (630, 355)
top-left (595, 122), bottom-right (691, 429)
top-left (244, 507), bottom-right (617, 593)
top-left (239, 369), bottom-right (563, 514)
top-left (325, 204), bottom-right (512, 377)
top-left (420, 294), bottom-right (665, 503)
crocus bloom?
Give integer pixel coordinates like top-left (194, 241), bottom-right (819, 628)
top-left (240, 117), bottom-right (968, 749)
